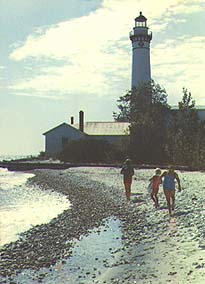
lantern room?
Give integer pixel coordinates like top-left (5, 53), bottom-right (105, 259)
top-left (135, 11), bottom-right (147, 27)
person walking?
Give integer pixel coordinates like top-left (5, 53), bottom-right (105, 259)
top-left (120, 159), bottom-right (134, 201)
top-left (161, 166), bottom-right (181, 216)
top-left (149, 168), bottom-right (162, 208)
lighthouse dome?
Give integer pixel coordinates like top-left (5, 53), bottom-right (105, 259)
top-left (135, 12), bottom-right (147, 22)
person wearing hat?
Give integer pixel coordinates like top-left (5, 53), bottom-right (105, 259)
top-left (148, 168), bottom-right (162, 208)
top-left (160, 166), bottom-right (182, 216)
top-left (120, 159), bottom-right (134, 201)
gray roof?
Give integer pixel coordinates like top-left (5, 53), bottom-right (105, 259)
top-left (43, 123), bottom-right (84, 135)
top-left (135, 12), bottom-right (147, 22)
top-left (73, 122), bottom-right (130, 136)
top-left (171, 105), bottom-right (205, 110)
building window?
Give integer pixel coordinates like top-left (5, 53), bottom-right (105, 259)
top-left (62, 137), bottom-right (69, 148)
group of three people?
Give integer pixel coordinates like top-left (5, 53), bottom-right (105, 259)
top-left (120, 159), bottom-right (181, 216)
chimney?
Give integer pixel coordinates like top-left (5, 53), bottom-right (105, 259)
top-left (79, 110), bottom-right (84, 132)
top-left (70, 116), bottom-right (74, 125)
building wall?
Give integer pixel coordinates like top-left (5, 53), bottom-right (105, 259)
top-left (90, 135), bottom-right (128, 143)
top-left (197, 109), bottom-right (205, 121)
top-left (171, 108), bottom-right (205, 121)
top-left (45, 125), bottom-right (84, 157)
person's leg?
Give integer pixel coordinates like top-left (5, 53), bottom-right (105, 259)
top-left (155, 194), bottom-right (159, 208)
top-left (171, 190), bottom-right (175, 210)
top-left (127, 184), bottom-right (131, 200)
top-left (125, 183), bottom-right (131, 201)
top-left (151, 193), bottom-right (158, 207)
top-left (152, 188), bottom-right (159, 208)
top-left (150, 193), bottom-right (156, 205)
top-left (164, 189), bottom-right (171, 215)
top-left (126, 177), bottom-right (132, 201)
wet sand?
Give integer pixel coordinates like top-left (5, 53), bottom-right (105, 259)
top-left (0, 167), bottom-right (205, 283)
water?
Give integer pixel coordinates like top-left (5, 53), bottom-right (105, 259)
top-left (0, 167), bottom-right (70, 246)
top-left (0, 154), bottom-right (34, 162)
top-left (4, 218), bottom-right (122, 284)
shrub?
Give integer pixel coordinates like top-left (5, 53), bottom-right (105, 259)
top-left (58, 138), bottom-right (124, 163)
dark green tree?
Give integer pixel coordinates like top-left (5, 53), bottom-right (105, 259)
top-left (58, 138), bottom-right (125, 163)
top-left (114, 80), bottom-right (170, 163)
top-left (114, 83), bottom-right (204, 167)
top-left (166, 88), bottom-right (200, 166)
top-left (197, 121), bottom-right (205, 169)
top-left (130, 81), bottom-right (170, 163)
top-left (113, 90), bottom-right (132, 122)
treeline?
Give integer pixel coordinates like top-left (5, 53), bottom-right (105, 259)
top-left (58, 80), bottom-right (205, 169)
top-left (58, 138), bottom-right (125, 163)
top-left (114, 80), bottom-right (205, 169)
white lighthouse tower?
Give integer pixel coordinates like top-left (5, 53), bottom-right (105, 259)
top-left (130, 12), bottom-right (152, 88)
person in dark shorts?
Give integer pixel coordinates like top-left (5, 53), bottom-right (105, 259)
top-left (161, 166), bottom-right (181, 215)
top-left (120, 159), bottom-right (134, 201)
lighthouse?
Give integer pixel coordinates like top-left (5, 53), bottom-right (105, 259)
top-left (130, 12), bottom-right (152, 88)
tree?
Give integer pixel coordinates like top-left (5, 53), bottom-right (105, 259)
top-left (166, 88), bottom-right (200, 166)
top-left (58, 138), bottom-right (125, 163)
top-left (114, 80), bottom-right (170, 163)
top-left (113, 90), bottom-right (132, 122)
top-left (114, 83), bottom-right (204, 167)
top-left (178, 87), bottom-right (195, 109)
top-left (197, 121), bottom-right (205, 169)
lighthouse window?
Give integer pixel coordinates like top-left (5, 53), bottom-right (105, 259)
top-left (136, 22), bottom-right (146, 27)
top-left (136, 21), bottom-right (146, 27)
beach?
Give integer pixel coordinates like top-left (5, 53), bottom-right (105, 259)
top-left (0, 167), bottom-right (205, 283)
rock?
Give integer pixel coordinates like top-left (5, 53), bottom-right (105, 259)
top-left (187, 270), bottom-right (193, 275)
top-left (168, 271), bottom-right (177, 276)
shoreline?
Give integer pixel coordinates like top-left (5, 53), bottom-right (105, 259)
top-left (1, 167), bottom-right (205, 283)
top-left (0, 168), bottom-right (144, 279)
top-left (0, 160), bottom-right (203, 172)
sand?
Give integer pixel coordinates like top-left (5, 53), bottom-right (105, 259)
top-left (0, 167), bottom-right (205, 284)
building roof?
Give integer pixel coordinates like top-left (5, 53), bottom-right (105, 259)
top-left (73, 122), bottom-right (130, 136)
top-left (43, 121), bottom-right (130, 136)
top-left (171, 105), bottom-right (205, 110)
top-left (135, 12), bottom-right (147, 22)
top-left (43, 123), bottom-right (84, 135)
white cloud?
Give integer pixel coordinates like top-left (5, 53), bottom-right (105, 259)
top-left (152, 36), bottom-right (205, 105)
top-left (9, 90), bottom-right (64, 100)
top-left (0, 66), bottom-right (5, 83)
top-left (11, 0), bottom-right (203, 60)
top-left (9, 0), bottom-right (205, 104)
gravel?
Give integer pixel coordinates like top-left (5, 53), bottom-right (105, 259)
top-left (0, 168), bottom-right (145, 279)
top-left (1, 167), bottom-right (205, 284)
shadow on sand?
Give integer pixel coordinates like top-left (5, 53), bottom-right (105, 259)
top-left (158, 206), bottom-right (168, 210)
top-left (174, 210), bottom-right (194, 216)
top-left (131, 197), bottom-right (145, 204)
top-left (131, 193), bottom-right (144, 196)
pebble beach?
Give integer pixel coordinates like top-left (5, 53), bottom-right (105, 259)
top-left (0, 167), bottom-right (205, 284)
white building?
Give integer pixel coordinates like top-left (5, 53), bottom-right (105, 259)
top-left (130, 12), bottom-right (152, 88)
top-left (43, 111), bottom-right (130, 157)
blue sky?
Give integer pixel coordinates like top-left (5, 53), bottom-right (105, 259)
top-left (0, 0), bottom-right (205, 155)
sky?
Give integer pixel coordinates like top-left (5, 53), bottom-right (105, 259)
top-left (0, 0), bottom-right (205, 155)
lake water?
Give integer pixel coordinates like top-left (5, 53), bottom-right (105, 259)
top-left (0, 167), bottom-right (70, 246)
